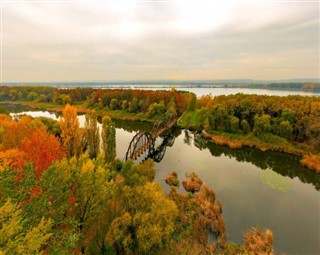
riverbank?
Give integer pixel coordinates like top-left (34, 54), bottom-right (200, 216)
top-left (201, 130), bottom-right (320, 173)
top-left (2, 100), bottom-right (319, 173)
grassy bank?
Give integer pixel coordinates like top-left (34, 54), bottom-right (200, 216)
top-left (201, 130), bottom-right (320, 173)
top-left (178, 110), bottom-right (320, 173)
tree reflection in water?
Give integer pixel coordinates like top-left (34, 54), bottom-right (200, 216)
top-left (191, 131), bottom-right (320, 191)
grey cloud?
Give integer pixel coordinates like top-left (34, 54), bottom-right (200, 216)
top-left (1, 1), bottom-right (319, 81)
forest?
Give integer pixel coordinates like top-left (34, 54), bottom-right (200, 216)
top-left (1, 86), bottom-right (319, 254)
top-left (0, 104), bottom-right (274, 255)
top-left (1, 86), bottom-right (319, 172)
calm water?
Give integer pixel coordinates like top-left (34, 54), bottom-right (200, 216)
top-left (10, 111), bottom-right (320, 254)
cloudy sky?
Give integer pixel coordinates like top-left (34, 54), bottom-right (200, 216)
top-left (1, 0), bottom-right (319, 82)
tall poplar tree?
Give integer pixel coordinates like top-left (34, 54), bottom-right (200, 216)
top-left (84, 110), bottom-right (100, 159)
top-left (60, 104), bottom-right (83, 159)
top-left (101, 116), bottom-right (116, 163)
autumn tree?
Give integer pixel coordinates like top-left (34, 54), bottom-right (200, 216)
top-left (243, 228), bottom-right (274, 255)
top-left (0, 199), bottom-right (53, 255)
top-left (0, 149), bottom-right (27, 171)
top-left (167, 178), bottom-right (226, 253)
top-left (20, 129), bottom-right (65, 179)
top-left (84, 110), bottom-right (100, 159)
top-left (107, 182), bottom-right (178, 254)
top-left (102, 116), bottom-right (116, 163)
top-left (54, 154), bottom-right (112, 254)
top-left (60, 104), bottom-right (83, 158)
top-left (0, 116), bottom-right (46, 151)
top-left (0, 163), bottom-right (79, 254)
top-left (165, 171), bottom-right (179, 187)
top-left (182, 172), bottom-right (203, 193)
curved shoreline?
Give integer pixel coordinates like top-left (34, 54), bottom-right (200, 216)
top-left (201, 130), bottom-right (320, 173)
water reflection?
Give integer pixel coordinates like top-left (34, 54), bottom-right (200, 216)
top-left (122, 123), bottom-right (181, 163)
top-left (191, 133), bottom-right (320, 191)
top-left (5, 110), bottom-right (320, 253)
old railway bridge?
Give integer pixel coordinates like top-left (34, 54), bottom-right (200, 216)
top-left (125, 116), bottom-right (177, 162)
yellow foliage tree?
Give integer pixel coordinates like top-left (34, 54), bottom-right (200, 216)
top-left (60, 104), bottom-right (84, 158)
top-left (0, 199), bottom-right (53, 255)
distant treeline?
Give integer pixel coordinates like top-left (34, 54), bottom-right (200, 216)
top-left (249, 82), bottom-right (320, 92)
top-left (1, 81), bottom-right (319, 92)
top-left (0, 86), bottom-right (196, 117)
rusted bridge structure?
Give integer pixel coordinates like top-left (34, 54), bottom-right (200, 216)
top-left (125, 116), bottom-right (177, 162)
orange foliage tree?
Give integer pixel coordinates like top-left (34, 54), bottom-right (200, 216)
top-left (0, 149), bottom-right (27, 171)
top-left (0, 115), bottom-right (46, 151)
top-left (20, 129), bottom-right (65, 179)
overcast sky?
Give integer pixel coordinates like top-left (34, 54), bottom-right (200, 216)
top-left (1, 0), bottom-right (319, 82)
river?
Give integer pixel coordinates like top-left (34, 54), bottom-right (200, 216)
top-left (8, 110), bottom-right (320, 254)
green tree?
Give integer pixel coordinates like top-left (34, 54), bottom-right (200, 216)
top-left (253, 114), bottom-right (272, 137)
top-left (0, 106), bottom-right (9, 115)
top-left (84, 110), bottom-right (100, 159)
top-left (209, 104), bottom-right (230, 130)
top-left (61, 95), bottom-right (72, 105)
top-left (38, 117), bottom-right (61, 136)
top-left (230, 116), bottom-right (239, 133)
top-left (9, 90), bottom-right (18, 101)
top-left (121, 100), bottom-right (128, 111)
top-left (110, 98), bottom-right (119, 110)
top-left (102, 116), bottom-right (116, 163)
top-left (305, 118), bottom-right (320, 149)
top-left (166, 98), bottom-right (177, 119)
top-left (282, 108), bottom-right (296, 124)
top-left (147, 100), bottom-right (166, 119)
top-left (128, 97), bottom-right (139, 113)
top-left (241, 119), bottom-right (250, 134)
top-left (27, 92), bottom-right (38, 101)
top-left (196, 107), bottom-right (209, 129)
top-left (278, 121), bottom-right (293, 140)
